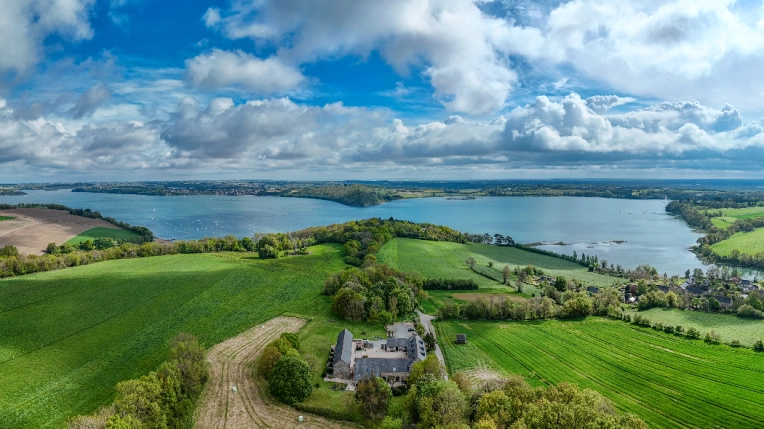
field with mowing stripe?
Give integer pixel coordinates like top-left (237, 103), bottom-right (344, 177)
top-left (436, 318), bottom-right (764, 429)
top-left (377, 238), bottom-right (619, 288)
top-left (631, 308), bottom-right (764, 346)
top-left (64, 226), bottom-right (142, 245)
top-left (0, 244), bottom-right (346, 428)
top-left (710, 228), bottom-right (764, 256)
top-left (710, 216), bottom-right (738, 229)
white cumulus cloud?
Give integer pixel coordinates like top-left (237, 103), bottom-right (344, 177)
top-left (185, 49), bottom-right (305, 93)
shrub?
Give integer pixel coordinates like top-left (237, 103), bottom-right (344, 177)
top-left (269, 356), bottom-right (313, 404)
top-left (257, 346), bottom-right (283, 380)
top-left (674, 325), bottom-right (685, 335)
top-left (704, 330), bottom-right (722, 344)
top-left (686, 327), bottom-right (701, 339)
top-left (737, 304), bottom-right (764, 319)
top-left (663, 325), bottom-right (674, 334)
top-left (279, 332), bottom-right (300, 350)
top-left (729, 339), bottom-right (743, 348)
top-left (754, 339), bottom-right (764, 352)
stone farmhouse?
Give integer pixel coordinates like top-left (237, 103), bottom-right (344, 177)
top-left (328, 327), bottom-right (426, 385)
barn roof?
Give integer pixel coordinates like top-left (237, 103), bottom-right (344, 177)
top-left (334, 329), bottom-right (353, 366)
top-left (354, 358), bottom-right (413, 380)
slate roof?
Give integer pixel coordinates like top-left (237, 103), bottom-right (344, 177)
top-left (334, 329), bottom-right (353, 366)
top-left (407, 335), bottom-right (426, 361)
top-left (386, 337), bottom-right (408, 349)
top-left (456, 334), bottom-right (467, 342)
top-left (586, 286), bottom-right (600, 294)
top-left (354, 358), bottom-right (413, 380)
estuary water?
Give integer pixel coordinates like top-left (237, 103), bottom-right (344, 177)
top-left (2, 190), bottom-right (705, 275)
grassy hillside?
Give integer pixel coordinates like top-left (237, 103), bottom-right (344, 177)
top-left (710, 228), bottom-right (764, 256)
top-left (377, 238), bottom-right (619, 287)
top-left (631, 308), bottom-right (764, 346)
top-left (63, 226), bottom-right (142, 245)
top-left (436, 319), bottom-right (764, 429)
top-left (0, 245), bottom-right (346, 428)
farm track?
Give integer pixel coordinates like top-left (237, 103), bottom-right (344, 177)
top-left (194, 317), bottom-right (355, 429)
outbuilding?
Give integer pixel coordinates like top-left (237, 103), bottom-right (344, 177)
top-left (456, 334), bottom-right (467, 344)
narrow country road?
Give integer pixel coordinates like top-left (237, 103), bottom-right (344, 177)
top-left (416, 310), bottom-right (447, 379)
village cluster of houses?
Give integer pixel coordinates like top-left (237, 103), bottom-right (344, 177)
top-left (328, 327), bottom-right (427, 385)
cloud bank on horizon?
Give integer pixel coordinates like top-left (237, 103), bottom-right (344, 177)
top-left (2, 0), bottom-right (764, 181)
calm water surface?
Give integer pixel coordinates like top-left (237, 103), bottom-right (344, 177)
top-left (2, 191), bottom-right (705, 275)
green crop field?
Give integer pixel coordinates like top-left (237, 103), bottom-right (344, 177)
top-left (436, 318), bottom-right (764, 429)
top-left (629, 308), bottom-right (764, 346)
top-left (0, 244), bottom-right (346, 428)
top-left (0, 216), bottom-right (16, 222)
top-left (377, 238), bottom-right (619, 288)
top-left (63, 227), bottom-right (142, 245)
top-left (710, 228), bottom-right (764, 256)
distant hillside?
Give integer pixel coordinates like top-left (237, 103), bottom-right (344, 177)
top-left (284, 184), bottom-right (401, 207)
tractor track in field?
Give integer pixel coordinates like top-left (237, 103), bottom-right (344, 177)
top-left (194, 316), bottom-right (356, 429)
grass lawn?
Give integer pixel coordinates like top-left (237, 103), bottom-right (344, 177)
top-left (377, 238), bottom-right (620, 288)
top-left (64, 227), bottom-right (142, 245)
top-left (436, 318), bottom-right (764, 429)
top-left (0, 244), bottom-right (347, 428)
top-left (629, 308), bottom-right (764, 346)
top-left (0, 216), bottom-right (16, 222)
top-left (710, 228), bottom-right (764, 256)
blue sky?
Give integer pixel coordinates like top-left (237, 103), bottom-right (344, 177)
top-left (2, 0), bottom-right (764, 182)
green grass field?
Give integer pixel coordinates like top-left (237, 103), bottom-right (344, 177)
top-left (377, 238), bottom-right (619, 288)
top-left (63, 227), bottom-right (142, 245)
top-left (630, 308), bottom-right (764, 346)
top-left (710, 216), bottom-right (738, 229)
top-left (710, 228), bottom-right (764, 256)
top-left (436, 318), bottom-right (764, 429)
top-left (0, 216), bottom-right (16, 222)
top-left (718, 207), bottom-right (764, 220)
top-left (0, 245), bottom-right (346, 428)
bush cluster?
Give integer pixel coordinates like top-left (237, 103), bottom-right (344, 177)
top-left (324, 265), bottom-right (422, 323)
top-left (256, 333), bottom-right (313, 405)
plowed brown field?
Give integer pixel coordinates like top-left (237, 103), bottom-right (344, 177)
top-left (194, 317), bottom-right (356, 429)
top-left (0, 208), bottom-right (120, 255)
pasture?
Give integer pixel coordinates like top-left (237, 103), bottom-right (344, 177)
top-left (377, 238), bottom-right (619, 288)
top-left (710, 228), bottom-right (764, 256)
top-left (436, 318), bottom-right (764, 429)
top-left (64, 226), bottom-right (142, 245)
top-left (0, 244), bottom-right (346, 428)
top-left (717, 206), bottom-right (764, 220)
top-left (631, 308), bottom-right (764, 346)
top-left (710, 216), bottom-right (738, 229)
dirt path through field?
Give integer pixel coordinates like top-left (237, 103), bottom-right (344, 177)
top-left (0, 208), bottom-right (120, 255)
top-left (195, 317), bottom-right (356, 429)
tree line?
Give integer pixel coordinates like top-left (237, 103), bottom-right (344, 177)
top-left (67, 333), bottom-right (208, 429)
